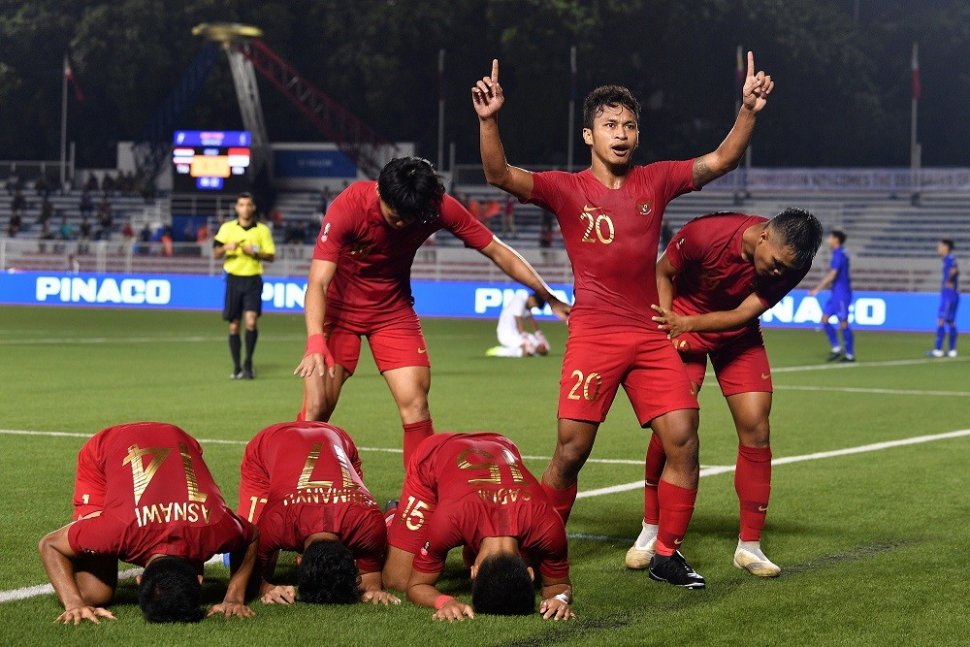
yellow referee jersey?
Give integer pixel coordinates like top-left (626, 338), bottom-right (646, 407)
top-left (214, 220), bottom-right (276, 276)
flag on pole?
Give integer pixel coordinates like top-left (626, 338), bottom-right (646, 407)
top-left (736, 45), bottom-right (745, 95)
top-left (911, 42), bottom-right (921, 101)
top-left (63, 54), bottom-right (85, 102)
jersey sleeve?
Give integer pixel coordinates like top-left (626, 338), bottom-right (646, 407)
top-left (350, 512), bottom-right (388, 574)
top-left (654, 159), bottom-right (696, 205)
top-left (213, 222), bottom-right (231, 245)
top-left (534, 511), bottom-right (570, 581)
top-left (73, 434), bottom-right (106, 520)
top-left (410, 510), bottom-right (463, 574)
top-left (439, 194), bottom-right (494, 250)
top-left (211, 511), bottom-right (258, 556)
top-left (238, 432), bottom-right (272, 523)
top-left (68, 515), bottom-right (124, 557)
top-left (527, 171), bottom-right (569, 214)
top-left (312, 189), bottom-right (358, 262)
top-left (663, 220), bottom-right (703, 273)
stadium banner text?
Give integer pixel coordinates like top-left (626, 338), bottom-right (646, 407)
top-left (0, 271), bottom-right (962, 332)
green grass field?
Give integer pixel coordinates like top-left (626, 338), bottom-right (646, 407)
top-left (0, 306), bottom-right (967, 646)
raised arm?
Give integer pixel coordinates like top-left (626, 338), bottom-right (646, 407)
top-left (294, 259), bottom-right (337, 379)
top-left (472, 59), bottom-right (534, 202)
top-left (478, 238), bottom-right (570, 320)
top-left (692, 51), bottom-right (774, 188)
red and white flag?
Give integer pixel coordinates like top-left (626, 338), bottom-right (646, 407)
top-left (63, 54), bottom-right (85, 102)
top-left (911, 42), bottom-right (921, 101)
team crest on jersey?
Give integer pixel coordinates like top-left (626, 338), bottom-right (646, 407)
top-left (420, 540), bottom-right (431, 557)
top-left (637, 200), bottom-right (652, 217)
top-left (320, 222), bottom-right (331, 242)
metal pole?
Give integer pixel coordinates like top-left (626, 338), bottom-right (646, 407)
top-left (910, 42), bottom-right (919, 201)
top-left (567, 46), bottom-right (576, 171)
top-left (60, 54), bottom-right (68, 189)
top-left (437, 49), bottom-right (445, 171)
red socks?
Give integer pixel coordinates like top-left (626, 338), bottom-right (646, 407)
top-left (402, 419), bottom-right (434, 468)
top-left (540, 479), bottom-right (578, 524)
top-left (735, 444), bottom-right (772, 542)
top-left (655, 481), bottom-right (698, 556)
top-left (643, 432), bottom-right (665, 525)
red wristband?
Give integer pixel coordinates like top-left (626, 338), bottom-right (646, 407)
top-left (433, 595), bottom-right (454, 610)
top-left (305, 334), bottom-right (326, 356)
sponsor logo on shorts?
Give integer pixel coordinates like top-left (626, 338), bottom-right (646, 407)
top-left (761, 372), bottom-right (771, 380)
top-left (417, 347), bottom-right (427, 354)
top-left (757, 505), bottom-right (769, 512)
top-left (674, 538), bottom-right (683, 545)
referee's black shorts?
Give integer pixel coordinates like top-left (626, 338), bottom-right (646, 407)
top-left (223, 274), bottom-right (263, 321)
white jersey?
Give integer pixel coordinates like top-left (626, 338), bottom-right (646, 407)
top-left (497, 291), bottom-right (532, 346)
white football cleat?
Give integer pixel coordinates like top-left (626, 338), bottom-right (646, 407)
top-left (947, 349), bottom-right (958, 358)
top-left (733, 542), bottom-right (781, 578)
top-left (928, 349), bottom-right (945, 358)
top-left (625, 536), bottom-right (657, 570)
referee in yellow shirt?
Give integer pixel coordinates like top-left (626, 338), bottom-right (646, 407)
top-left (214, 193), bottom-right (276, 379)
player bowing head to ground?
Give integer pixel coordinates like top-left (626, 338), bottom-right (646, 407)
top-left (473, 53), bottom-right (773, 588)
top-left (486, 291), bottom-right (551, 358)
top-left (237, 421), bottom-right (398, 606)
top-left (295, 157), bottom-right (569, 468)
top-left (383, 433), bottom-right (573, 621)
top-left (38, 422), bottom-right (259, 625)
top-left (633, 209), bottom-right (822, 578)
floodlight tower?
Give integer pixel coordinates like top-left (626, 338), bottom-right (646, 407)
top-left (193, 22), bottom-right (271, 179)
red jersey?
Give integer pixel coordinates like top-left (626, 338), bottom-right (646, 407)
top-left (665, 213), bottom-right (809, 346)
top-left (239, 422), bottom-right (386, 574)
top-left (528, 162), bottom-right (695, 331)
top-left (68, 422), bottom-right (254, 567)
top-left (313, 181), bottom-right (495, 327)
top-left (396, 433), bottom-right (568, 580)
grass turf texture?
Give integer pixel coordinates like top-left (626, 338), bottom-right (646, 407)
top-left (0, 306), bottom-right (967, 646)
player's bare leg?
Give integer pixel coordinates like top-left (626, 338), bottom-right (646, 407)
top-left (384, 366), bottom-right (433, 467)
top-left (726, 391), bottom-right (780, 577)
top-left (540, 419), bottom-right (598, 524)
top-left (301, 365), bottom-right (349, 421)
top-left (73, 554), bottom-right (118, 607)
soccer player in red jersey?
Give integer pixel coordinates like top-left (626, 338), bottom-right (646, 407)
top-left (237, 421), bottom-right (398, 606)
top-left (38, 422), bottom-right (259, 625)
top-left (383, 433), bottom-right (573, 621)
top-left (473, 54), bottom-right (773, 588)
top-left (294, 157), bottom-right (569, 467)
top-left (625, 209), bottom-right (822, 578)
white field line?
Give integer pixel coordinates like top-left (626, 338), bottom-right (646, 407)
top-left (4, 427), bottom-right (970, 603)
top-left (774, 385), bottom-right (970, 398)
top-left (768, 356), bottom-right (967, 374)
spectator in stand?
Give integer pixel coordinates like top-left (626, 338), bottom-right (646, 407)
top-left (196, 221), bottom-right (212, 244)
top-left (79, 189), bottom-right (94, 219)
top-left (121, 220), bottom-right (135, 246)
top-left (38, 221), bottom-right (55, 252)
top-left (467, 196), bottom-right (482, 220)
top-left (269, 208), bottom-right (284, 232)
top-left (7, 211), bottom-right (22, 238)
top-left (38, 197), bottom-right (54, 226)
top-left (59, 216), bottom-right (75, 241)
top-left (101, 173), bottom-right (116, 195)
top-left (11, 189), bottom-right (27, 218)
top-left (96, 197), bottom-right (113, 240)
top-left (502, 195), bottom-right (517, 237)
top-left (78, 217), bottom-right (92, 253)
top-left (34, 174), bottom-right (50, 198)
top-left (317, 188), bottom-right (332, 218)
top-left (5, 171), bottom-right (18, 195)
top-left (84, 174), bottom-right (99, 192)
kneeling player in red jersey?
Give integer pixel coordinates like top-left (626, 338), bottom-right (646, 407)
top-left (237, 421), bottom-right (398, 606)
top-left (383, 433), bottom-right (573, 621)
top-left (294, 157), bottom-right (569, 468)
top-left (626, 209), bottom-right (822, 577)
top-left (38, 422), bottom-right (259, 625)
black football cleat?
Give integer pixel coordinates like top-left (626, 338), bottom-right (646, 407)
top-left (648, 551), bottom-right (706, 589)
top-left (826, 351), bottom-right (843, 362)
top-left (839, 355), bottom-right (856, 363)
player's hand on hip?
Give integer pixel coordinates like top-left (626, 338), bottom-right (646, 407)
top-left (207, 601), bottom-right (255, 619)
top-left (432, 599), bottom-right (475, 622)
top-left (741, 51), bottom-right (773, 113)
top-left (55, 605), bottom-right (116, 625)
top-left (651, 304), bottom-right (689, 339)
top-left (260, 585), bottom-right (296, 605)
top-left (549, 296), bottom-right (571, 321)
top-left (539, 597), bottom-right (576, 621)
top-left (472, 59), bottom-right (504, 120)
top-left (361, 590), bottom-right (402, 606)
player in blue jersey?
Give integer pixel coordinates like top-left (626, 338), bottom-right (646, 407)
top-left (928, 239), bottom-right (959, 358)
top-left (809, 230), bottom-right (854, 362)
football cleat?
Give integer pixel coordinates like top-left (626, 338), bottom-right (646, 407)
top-left (648, 551), bottom-right (705, 589)
top-left (230, 370), bottom-right (245, 380)
top-left (927, 349), bottom-right (944, 358)
top-left (947, 349), bottom-right (958, 358)
top-left (733, 543), bottom-right (781, 578)
top-left (625, 536), bottom-right (657, 570)
top-left (839, 355), bottom-right (856, 363)
top-left (825, 350), bottom-right (843, 362)
top-left (485, 345), bottom-right (504, 357)
top-left (242, 367), bottom-right (255, 379)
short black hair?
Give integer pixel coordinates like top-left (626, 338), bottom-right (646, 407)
top-left (298, 539), bottom-right (361, 604)
top-left (529, 292), bottom-right (547, 310)
top-left (829, 229), bottom-right (846, 245)
top-left (768, 208), bottom-right (824, 268)
top-left (471, 554), bottom-right (534, 615)
top-left (941, 239), bottom-right (955, 251)
top-left (377, 157), bottom-right (444, 224)
top-left (583, 85), bottom-right (641, 130)
top-left (236, 192), bottom-right (254, 202)
top-left (138, 557), bottom-right (204, 623)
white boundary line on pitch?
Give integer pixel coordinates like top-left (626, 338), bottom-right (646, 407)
top-left (774, 385), bottom-right (970, 398)
top-left (768, 356), bottom-right (967, 373)
top-left (3, 427), bottom-right (970, 604)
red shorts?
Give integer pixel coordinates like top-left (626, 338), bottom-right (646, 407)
top-left (678, 329), bottom-right (773, 397)
top-left (73, 439), bottom-right (106, 520)
top-left (558, 329), bottom-right (698, 426)
top-left (325, 309), bottom-right (431, 375)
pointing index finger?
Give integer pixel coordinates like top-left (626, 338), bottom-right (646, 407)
top-left (747, 51), bottom-right (754, 78)
top-left (491, 59), bottom-right (499, 83)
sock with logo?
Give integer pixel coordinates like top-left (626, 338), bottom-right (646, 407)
top-left (643, 432), bottom-right (665, 526)
top-left (823, 321), bottom-right (839, 350)
top-left (842, 326), bottom-right (855, 357)
top-left (735, 444), bottom-right (772, 542)
top-left (244, 329), bottom-right (258, 370)
top-left (935, 325), bottom-right (946, 350)
top-left (540, 478), bottom-right (578, 525)
top-left (402, 419), bottom-right (434, 468)
top-left (229, 334), bottom-right (242, 372)
top-left (948, 324), bottom-right (958, 351)
top-left (655, 481), bottom-right (697, 557)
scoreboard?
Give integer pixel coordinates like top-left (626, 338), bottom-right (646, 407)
top-left (172, 130), bottom-right (252, 192)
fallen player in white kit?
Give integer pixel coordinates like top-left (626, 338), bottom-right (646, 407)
top-left (486, 291), bottom-right (550, 358)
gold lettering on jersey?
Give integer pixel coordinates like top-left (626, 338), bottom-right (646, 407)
top-left (579, 207), bottom-right (615, 245)
top-left (332, 444), bottom-right (356, 489)
top-left (134, 501), bottom-right (211, 528)
top-left (567, 370), bottom-right (602, 401)
top-left (476, 487), bottom-right (532, 505)
top-left (296, 443), bottom-right (355, 490)
top-left (179, 443), bottom-right (208, 504)
top-left (123, 445), bottom-right (172, 505)
top-left (457, 448), bottom-right (502, 484)
top-left (282, 486), bottom-right (371, 507)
